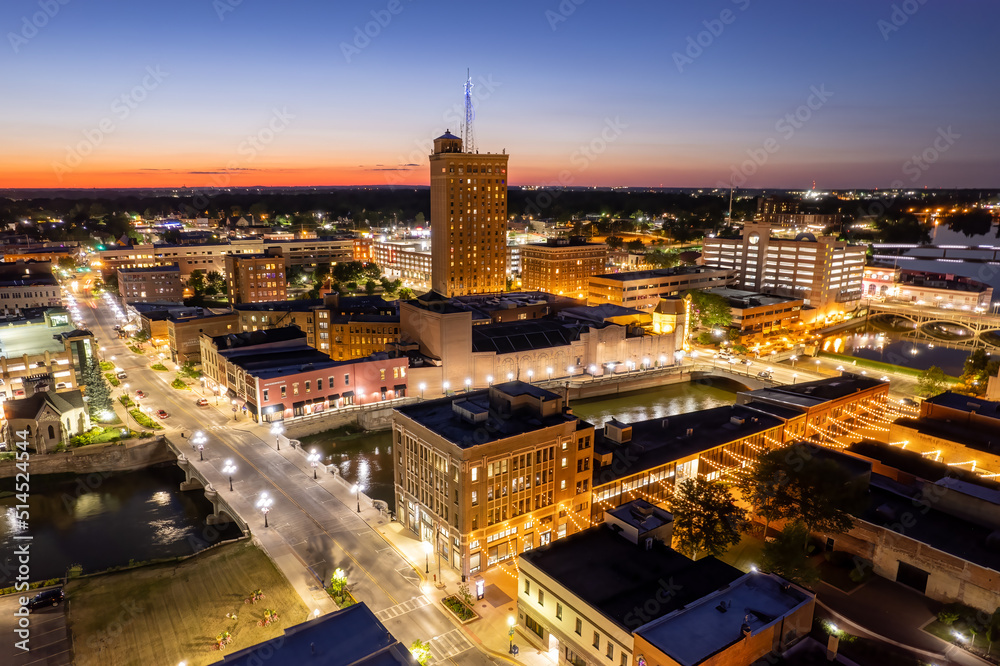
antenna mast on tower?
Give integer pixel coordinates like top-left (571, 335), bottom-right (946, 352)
top-left (462, 69), bottom-right (475, 154)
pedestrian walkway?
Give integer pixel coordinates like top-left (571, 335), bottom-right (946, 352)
top-left (267, 434), bottom-right (558, 666)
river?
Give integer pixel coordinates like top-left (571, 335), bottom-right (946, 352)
top-left (0, 465), bottom-right (243, 583)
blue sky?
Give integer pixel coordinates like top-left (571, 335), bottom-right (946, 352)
top-left (2, 0), bottom-right (997, 188)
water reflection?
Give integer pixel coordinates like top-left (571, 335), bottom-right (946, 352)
top-left (0, 465), bottom-right (242, 582)
top-left (839, 331), bottom-right (971, 376)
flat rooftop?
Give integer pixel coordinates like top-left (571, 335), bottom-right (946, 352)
top-left (606, 499), bottom-right (673, 532)
top-left (591, 266), bottom-right (731, 283)
top-left (211, 327), bottom-right (305, 350)
top-left (737, 373), bottom-right (886, 410)
top-left (471, 319), bottom-right (583, 354)
top-left (0, 320), bottom-right (78, 356)
top-left (635, 573), bottom-right (812, 666)
top-left (394, 381), bottom-right (575, 449)
top-left (224, 347), bottom-right (345, 379)
top-left (892, 417), bottom-right (1000, 458)
top-left (593, 405), bottom-right (783, 485)
top-left (704, 287), bottom-right (802, 308)
top-left (857, 475), bottom-right (1000, 573)
top-left (117, 265), bottom-right (180, 273)
top-left (924, 391), bottom-right (1000, 419)
top-left (521, 525), bottom-right (743, 631)
top-left (223, 602), bottom-right (414, 666)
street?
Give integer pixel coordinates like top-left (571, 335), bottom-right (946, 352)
top-left (77, 295), bottom-right (498, 666)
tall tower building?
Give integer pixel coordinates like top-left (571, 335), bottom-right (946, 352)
top-left (429, 130), bottom-right (509, 297)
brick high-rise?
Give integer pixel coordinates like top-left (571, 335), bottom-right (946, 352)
top-left (429, 131), bottom-right (508, 296)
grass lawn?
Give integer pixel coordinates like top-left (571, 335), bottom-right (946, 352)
top-left (67, 540), bottom-right (309, 666)
top-left (925, 619), bottom-right (1000, 661)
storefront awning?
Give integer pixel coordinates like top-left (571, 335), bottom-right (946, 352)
top-left (327, 393), bottom-right (340, 401)
top-left (393, 384), bottom-right (406, 392)
top-left (342, 391), bottom-right (354, 398)
top-left (292, 401), bottom-right (305, 410)
top-left (262, 403), bottom-right (284, 414)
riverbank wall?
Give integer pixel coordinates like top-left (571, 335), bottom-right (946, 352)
top-left (0, 436), bottom-right (174, 478)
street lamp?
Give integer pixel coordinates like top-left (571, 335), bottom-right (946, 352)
top-left (526, 369), bottom-right (534, 383)
top-left (222, 459), bottom-right (236, 491)
top-left (546, 367), bottom-right (553, 380)
top-left (353, 483), bottom-right (363, 512)
top-left (308, 449), bottom-right (321, 479)
top-left (486, 375), bottom-right (493, 386)
top-left (507, 372), bottom-right (514, 381)
top-left (271, 422), bottom-right (284, 451)
top-left (643, 357), bottom-right (650, 370)
top-left (192, 430), bottom-right (207, 461)
top-left (507, 616), bottom-right (516, 653)
top-left (465, 378), bottom-right (471, 392)
top-left (790, 355), bottom-right (798, 369)
top-left (231, 398), bottom-right (239, 421)
top-left (418, 382), bottom-right (426, 399)
top-left (422, 540), bottom-right (432, 574)
top-left (256, 492), bottom-right (273, 528)
top-left (442, 380), bottom-right (450, 394)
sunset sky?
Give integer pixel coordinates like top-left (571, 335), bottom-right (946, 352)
top-left (2, 0), bottom-right (998, 190)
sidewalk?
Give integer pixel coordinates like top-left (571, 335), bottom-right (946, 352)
top-left (270, 433), bottom-right (557, 666)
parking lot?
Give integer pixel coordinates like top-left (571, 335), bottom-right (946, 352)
top-left (0, 591), bottom-right (72, 665)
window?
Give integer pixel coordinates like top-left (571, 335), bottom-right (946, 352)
top-left (263, 389), bottom-right (269, 401)
top-left (280, 386), bottom-right (287, 398)
top-left (593, 631), bottom-right (600, 649)
top-left (524, 579), bottom-right (530, 594)
top-left (620, 654), bottom-right (628, 666)
top-left (556, 603), bottom-right (563, 620)
top-left (305, 380), bottom-right (311, 392)
top-left (293, 383), bottom-right (299, 395)
top-left (344, 374), bottom-right (350, 386)
top-left (537, 589), bottom-right (544, 606)
top-left (471, 467), bottom-right (479, 482)
top-left (561, 457), bottom-right (567, 468)
top-left (471, 490), bottom-right (478, 506)
top-left (606, 643), bottom-right (614, 660)
top-left (317, 378), bottom-right (323, 390)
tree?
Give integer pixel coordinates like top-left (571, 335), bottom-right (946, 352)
top-left (365, 280), bottom-right (378, 296)
top-left (605, 235), bottom-right (624, 250)
top-left (916, 366), bottom-right (949, 397)
top-left (329, 568), bottom-right (347, 595)
top-left (133, 330), bottom-right (150, 347)
top-left (760, 521), bottom-right (819, 585)
top-left (205, 271), bottom-right (225, 297)
top-left (410, 640), bottom-right (432, 666)
top-left (399, 287), bottom-right (415, 300)
top-left (687, 290), bottom-right (733, 330)
top-left (671, 478), bottom-right (746, 559)
top-left (625, 239), bottom-right (645, 253)
top-left (744, 443), bottom-right (865, 548)
top-left (188, 269), bottom-right (206, 296)
top-left (81, 355), bottom-right (113, 420)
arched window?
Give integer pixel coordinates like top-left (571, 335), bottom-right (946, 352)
top-left (48, 425), bottom-right (55, 440)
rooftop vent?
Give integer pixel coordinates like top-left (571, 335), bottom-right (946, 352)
top-left (605, 420), bottom-right (632, 444)
top-left (661, 418), bottom-right (670, 429)
top-left (730, 416), bottom-right (745, 426)
top-left (452, 400), bottom-right (488, 424)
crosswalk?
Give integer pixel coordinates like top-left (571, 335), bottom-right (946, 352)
top-left (429, 628), bottom-right (475, 661)
top-left (375, 594), bottom-right (431, 622)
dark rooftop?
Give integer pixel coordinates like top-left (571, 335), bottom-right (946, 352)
top-left (737, 373), bottom-right (886, 411)
top-left (394, 381), bottom-right (577, 449)
top-left (211, 326), bottom-right (305, 350)
top-left (471, 319), bottom-right (583, 354)
top-left (592, 405), bottom-right (784, 485)
top-left (3, 389), bottom-right (85, 421)
top-left (223, 603), bottom-right (415, 666)
top-left (856, 475), bottom-right (1000, 573)
top-left (892, 416), bottom-right (1000, 457)
top-left (225, 347), bottom-right (344, 378)
top-left (591, 266), bottom-right (732, 283)
top-left (924, 391), bottom-right (1000, 420)
top-left (520, 525), bottom-right (743, 631)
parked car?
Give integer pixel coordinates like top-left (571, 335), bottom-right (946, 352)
top-left (899, 398), bottom-right (919, 407)
top-left (135, 390), bottom-right (146, 399)
top-left (156, 409), bottom-right (169, 419)
top-left (116, 370), bottom-right (128, 379)
top-left (27, 588), bottom-right (64, 612)
top-left (740, 359), bottom-right (753, 366)
top-left (196, 398), bottom-right (209, 407)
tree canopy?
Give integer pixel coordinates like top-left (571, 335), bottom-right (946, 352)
top-left (671, 478), bottom-right (746, 559)
top-left (686, 290), bottom-right (733, 330)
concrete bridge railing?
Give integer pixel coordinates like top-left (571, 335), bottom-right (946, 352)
top-left (166, 436), bottom-right (248, 533)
